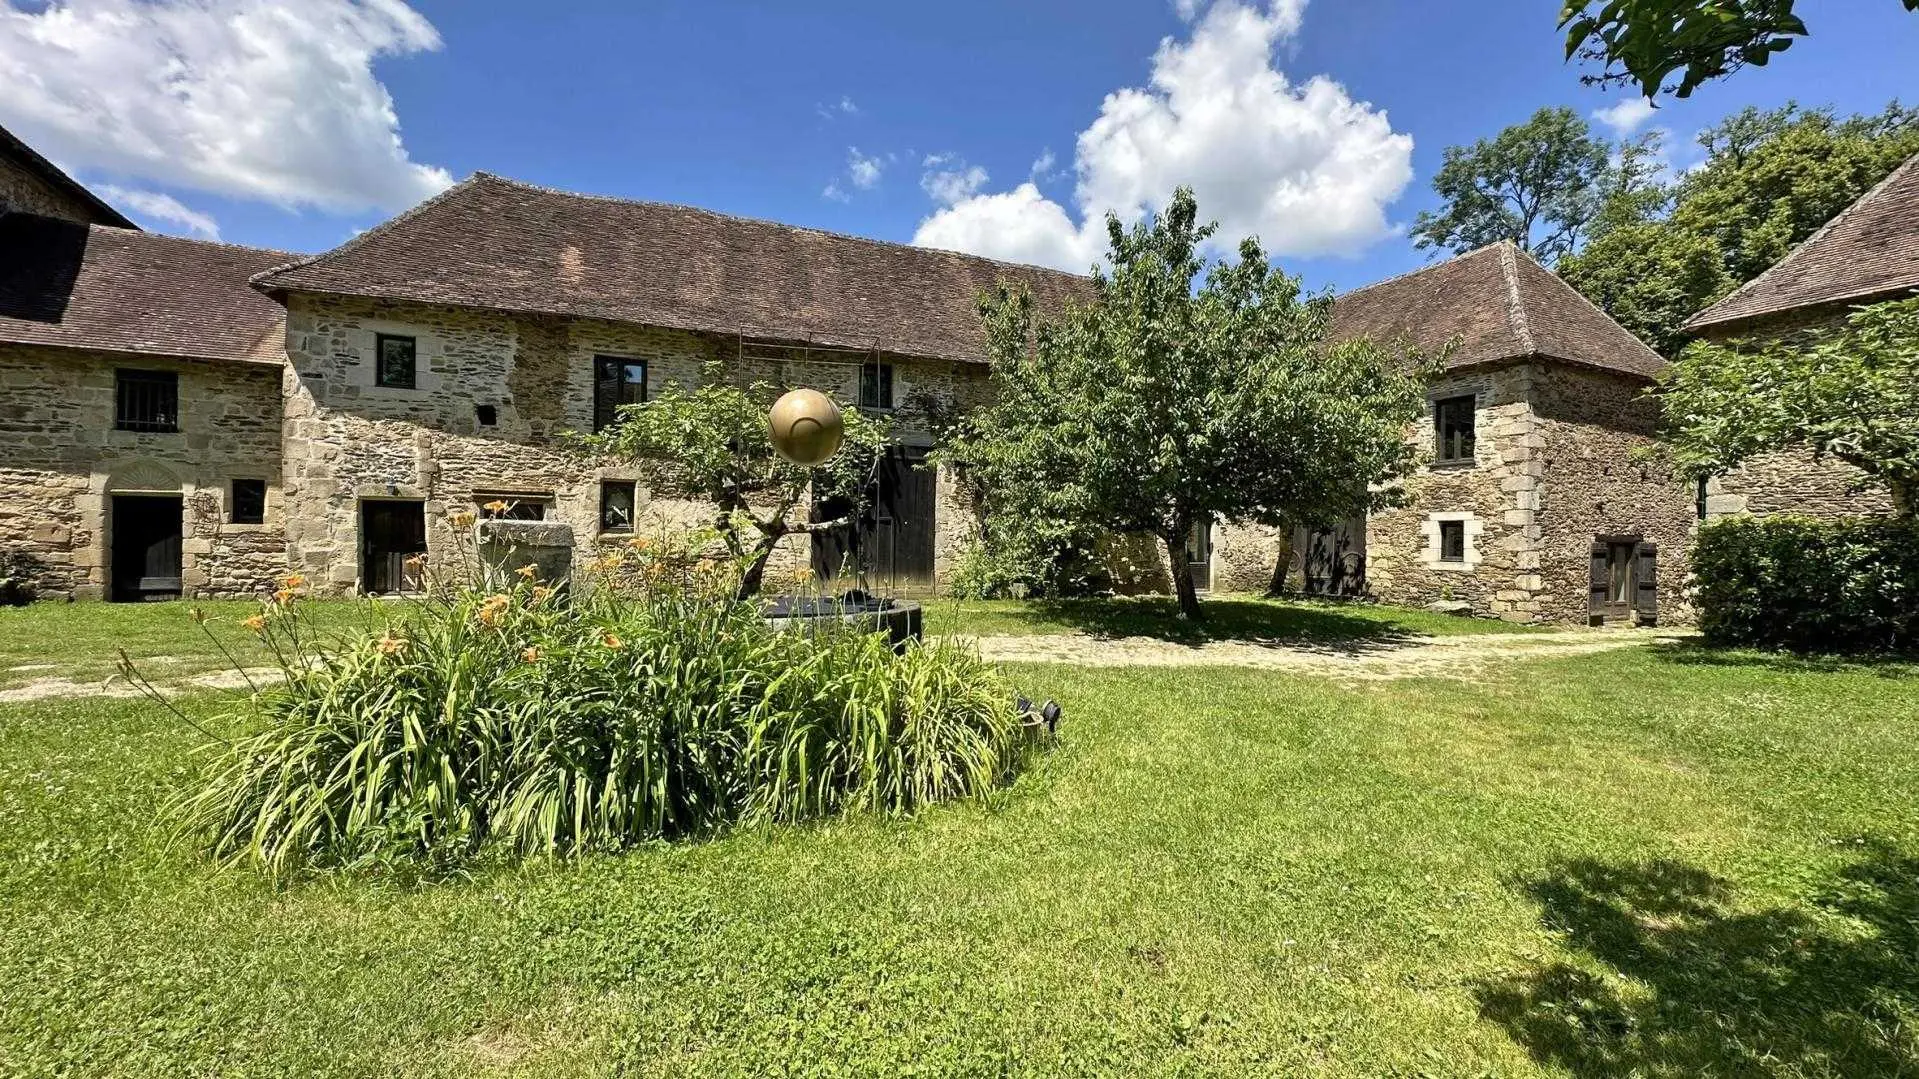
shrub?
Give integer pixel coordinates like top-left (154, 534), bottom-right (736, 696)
top-left (166, 532), bottom-right (1036, 877)
top-left (1692, 516), bottom-right (1919, 652)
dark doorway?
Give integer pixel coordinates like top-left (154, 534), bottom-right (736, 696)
top-left (109, 495), bottom-right (183, 602)
top-left (813, 448), bottom-right (937, 592)
top-left (361, 500), bottom-right (427, 594)
top-left (1183, 519), bottom-right (1213, 593)
top-left (1590, 537), bottom-right (1659, 626)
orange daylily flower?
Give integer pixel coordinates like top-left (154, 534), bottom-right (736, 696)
top-left (375, 633), bottom-right (406, 656)
top-left (600, 632), bottom-right (624, 650)
top-left (241, 615), bottom-right (267, 632)
top-left (521, 646), bottom-right (541, 663)
top-left (483, 499), bottom-right (510, 515)
top-left (515, 563), bottom-right (538, 580)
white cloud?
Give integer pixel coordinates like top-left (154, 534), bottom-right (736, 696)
top-left (822, 181), bottom-right (850, 203)
top-left (1593, 97), bottom-right (1657, 138)
top-left (912, 0), bottom-right (1412, 272)
top-left (0, 0), bottom-right (451, 214)
top-left (846, 147), bottom-right (886, 189)
top-left (96, 184), bottom-right (220, 238)
top-left (1029, 148), bottom-right (1060, 183)
top-left (817, 95), bottom-right (860, 120)
top-left (921, 158), bottom-right (989, 205)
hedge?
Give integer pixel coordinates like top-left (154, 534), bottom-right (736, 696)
top-left (1693, 516), bottom-right (1919, 652)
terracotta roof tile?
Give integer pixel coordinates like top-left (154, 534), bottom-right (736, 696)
top-left (0, 213), bottom-right (293, 364)
top-left (1331, 242), bottom-right (1666, 380)
top-left (1686, 151), bottom-right (1919, 332)
top-left (253, 173), bottom-right (1094, 363)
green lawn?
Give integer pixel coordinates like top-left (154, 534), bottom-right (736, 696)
top-left (3, 603), bottom-right (1916, 1075)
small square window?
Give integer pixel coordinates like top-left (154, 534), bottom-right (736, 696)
top-left (375, 334), bottom-right (417, 389)
top-left (115, 369), bottom-right (178, 432)
top-left (599, 480), bottom-right (637, 532)
top-left (1439, 520), bottom-right (1466, 563)
top-left (859, 363), bottom-right (894, 410)
top-left (1434, 395), bottom-right (1476, 464)
top-left (475, 403), bottom-right (497, 427)
top-left (231, 478), bottom-right (266, 524)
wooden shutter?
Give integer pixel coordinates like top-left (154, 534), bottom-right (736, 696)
top-left (593, 357), bottom-right (621, 432)
top-left (1634, 542), bottom-right (1659, 626)
top-left (1589, 542), bottom-right (1609, 623)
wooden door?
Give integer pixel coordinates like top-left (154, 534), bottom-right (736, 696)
top-left (361, 500), bottom-right (426, 594)
top-left (812, 449), bottom-right (937, 592)
top-left (1590, 538), bottom-right (1658, 625)
top-left (110, 495), bottom-right (182, 602)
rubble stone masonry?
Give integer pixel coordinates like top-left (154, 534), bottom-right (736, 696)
top-left (0, 157), bottom-right (97, 223)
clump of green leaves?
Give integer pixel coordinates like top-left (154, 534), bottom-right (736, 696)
top-left (169, 533), bottom-right (1033, 878)
top-left (1692, 514), bottom-right (1919, 651)
top-left (940, 187), bottom-right (1432, 619)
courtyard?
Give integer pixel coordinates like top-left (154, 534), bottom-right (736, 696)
top-left (2, 598), bottom-right (1914, 1076)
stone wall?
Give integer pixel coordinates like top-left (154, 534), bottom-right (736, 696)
top-left (1530, 364), bottom-right (1696, 625)
top-left (1693, 304), bottom-right (1894, 520)
top-left (279, 295), bottom-right (990, 595)
top-left (0, 155), bottom-right (100, 223)
top-left (0, 344), bottom-right (286, 599)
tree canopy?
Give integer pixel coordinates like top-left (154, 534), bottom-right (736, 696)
top-left (1660, 297), bottom-right (1919, 517)
top-left (1560, 0), bottom-right (1919, 100)
top-left (942, 188), bottom-right (1433, 619)
top-left (1410, 107), bottom-right (1612, 264)
top-left (574, 366), bottom-right (889, 598)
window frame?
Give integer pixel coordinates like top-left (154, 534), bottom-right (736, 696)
top-left (374, 333), bottom-right (418, 389)
top-left (114, 368), bottom-right (179, 433)
top-left (230, 478), bottom-right (267, 525)
top-left (859, 362), bottom-right (895, 411)
top-left (598, 479), bottom-right (638, 533)
top-left (593, 356), bottom-right (648, 433)
top-left (1433, 394), bottom-right (1477, 466)
top-left (1438, 519), bottom-right (1467, 563)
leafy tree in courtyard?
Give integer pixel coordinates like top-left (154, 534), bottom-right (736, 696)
top-left (1410, 107), bottom-right (1612, 264)
top-left (942, 188), bottom-right (1433, 620)
top-left (1560, 1), bottom-right (1919, 101)
top-left (1660, 297), bottom-right (1919, 517)
top-left (576, 365), bottom-right (889, 598)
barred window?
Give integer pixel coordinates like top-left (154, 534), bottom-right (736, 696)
top-left (375, 334), bottom-right (417, 389)
top-left (115, 369), bottom-right (178, 432)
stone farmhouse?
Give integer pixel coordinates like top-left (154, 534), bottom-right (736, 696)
top-left (1683, 150), bottom-right (1919, 521)
top-left (0, 122), bottom-right (1754, 625)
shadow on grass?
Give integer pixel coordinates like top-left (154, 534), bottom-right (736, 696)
top-left (1007, 597), bottom-right (1421, 652)
top-left (1477, 843), bottom-right (1919, 1077)
top-left (1647, 639), bottom-right (1919, 678)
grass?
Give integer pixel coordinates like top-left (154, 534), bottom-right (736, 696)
top-left (923, 593), bottom-right (1548, 642)
top-left (3, 603), bottom-right (1917, 1074)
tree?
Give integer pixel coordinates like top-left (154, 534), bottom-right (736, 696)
top-left (1411, 107), bottom-right (1612, 264)
top-left (576, 365), bottom-right (889, 598)
top-left (1560, 0), bottom-right (1919, 101)
top-left (943, 188), bottom-right (1433, 619)
top-left (1659, 297), bottom-right (1919, 517)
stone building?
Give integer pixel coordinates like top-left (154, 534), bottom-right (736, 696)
top-left (1682, 151), bottom-right (1919, 520)
top-left (1306, 243), bottom-right (1697, 625)
top-left (0, 123), bottom-right (135, 227)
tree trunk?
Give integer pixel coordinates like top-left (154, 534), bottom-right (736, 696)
top-left (1890, 478), bottom-right (1914, 520)
top-left (1266, 527), bottom-right (1295, 597)
top-left (736, 529), bottom-right (784, 600)
top-left (1162, 529), bottom-right (1203, 621)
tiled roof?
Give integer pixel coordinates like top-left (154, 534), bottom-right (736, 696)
top-left (0, 123), bottom-right (136, 229)
top-left (1686, 151), bottom-right (1919, 333)
top-left (1332, 242), bottom-right (1667, 380)
top-left (0, 213), bottom-right (293, 364)
top-left (252, 173), bottom-right (1094, 363)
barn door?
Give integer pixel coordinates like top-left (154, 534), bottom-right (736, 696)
top-left (812, 448), bottom-right (936, 592)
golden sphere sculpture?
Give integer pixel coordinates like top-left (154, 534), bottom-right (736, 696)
top-left (767, 388), bottom-right (845, 466)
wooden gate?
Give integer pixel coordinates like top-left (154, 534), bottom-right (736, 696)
top-left (813, 448), bottom-right (937, 592)
top-left (361, 500), bottom-right (427, 594)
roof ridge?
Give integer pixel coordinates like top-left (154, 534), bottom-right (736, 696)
top-left (1497, 242), bottom-right (1538, 355)
top-left (1336, 242), bottom-right (1507, 302)
top-left (1509, 242), bottom-right (1665, 366)
top-left (251, 175), bottom-right (483, 291)
top-left (471, 172), bottom-right (1095, 282)
top-left (1685, 149), bottom-right (1919, 331)
top-left (83, 220), bottom-right (300, 261)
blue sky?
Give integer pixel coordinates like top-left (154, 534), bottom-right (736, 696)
top-left (3, 0), bottom-right (1915, 293)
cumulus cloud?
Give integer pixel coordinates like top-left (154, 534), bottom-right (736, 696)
top-left (847, 147), bottom-right (886, 189)
top-left (920, 156), bottom-right (989, 205)
top-left (1593, 97), bottom-right (1657, 137)
top-left (1029, 148), bottom-right (1060, 183)
top-left (97, 185), bottom-right (220, 238)
top-left (0, 0), bottom-right (451, 214)
top-left (911, 0), bottom-right (1412, 272)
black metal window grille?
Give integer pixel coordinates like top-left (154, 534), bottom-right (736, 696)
top-left (375, 334), bottom-right (417, 388)
top-left (1434, 395), bottom-right (1476, 464)
top-left (231, 479), bottom-right (267, 524)
top-left (115, 369), bottom-right (178, 432)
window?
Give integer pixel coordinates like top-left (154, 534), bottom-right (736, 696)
top-left (593, 356), bottom-right (648, 432)
top-left (375, 334), bottom-right (417, 388)
top-left (1438, 520), bottom-right (1466, 563)
top-left (475, 403), bottom-right (497, 427)
top-left (115, 369), bottom-right (178, 432)
top-left (599, 480), bottom-right (637, 532)
top-left (476, 495), bottom-right (547, 521)
top-left (859, 363), bottom-right (894, 410)
top-left (231, 479), bottom-right (266, 525)
top-left (1434, 395), bottom-right (1476, 464)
